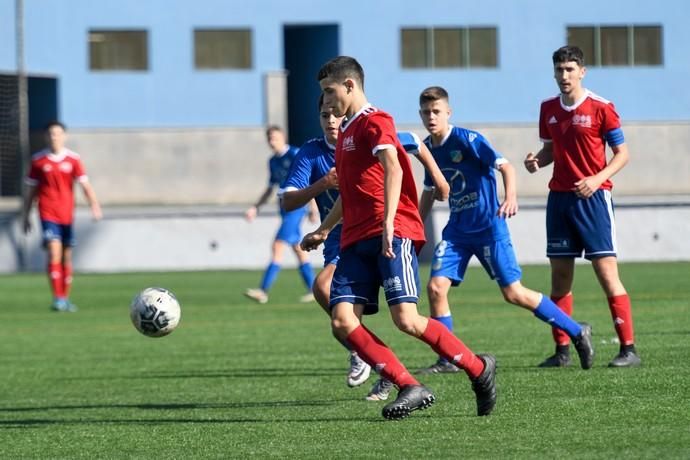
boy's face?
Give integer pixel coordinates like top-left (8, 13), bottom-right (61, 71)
top-left (554, 60), bottom-right (585, 96)
top-left (419, 99), bottom-right (451, 137)
top-left (266, 130), bottom-right (286, 153)
top-left (319, 77), bottom-right (352, 118)
top-left (319, 104), bottom-right (343, 144)
top-left (46, 125), bottom-right (66, 152)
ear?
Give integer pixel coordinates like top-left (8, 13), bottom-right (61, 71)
top-left (344, 78), bottom-right (355, 93)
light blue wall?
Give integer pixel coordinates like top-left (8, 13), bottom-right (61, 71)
top-left (1, 0), bottom-right (689, 127)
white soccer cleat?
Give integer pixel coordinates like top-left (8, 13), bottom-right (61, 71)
top-left (299, 292), bottom-right (316, 303)
top-left (366, 378), bottom-right (395, 401)
top-left (244, 288), bottom-right (268, 304)
top-left (346, 352), bottom-right (371, 387)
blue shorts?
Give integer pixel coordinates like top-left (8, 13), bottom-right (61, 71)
top-left (322, 226), bottom-right (342, 267)
top-left (275, 207), bottom-right (305, 245)
top-left (430, 236), bottom-right (522, 287)
top-left (41, 220), bottom-right (75, 247)
top-left (329, 236), bottom-right (420, 310)
top-left (546, 190), bottom-right (617, 260)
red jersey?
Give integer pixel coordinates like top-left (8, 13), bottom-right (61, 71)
top-left (539, 90), bottom-right (622, 192)
top-left (335, 104), bottom-right (425, 251)
top-left (25, 148), bottom-right (88, 224)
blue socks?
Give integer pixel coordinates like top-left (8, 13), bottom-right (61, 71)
top-left (533, 294), bottom-right (582, 338)
top-left (298, 262), bottom-right (315, 290)
top-left (260, 263), bottom-right (281, 292)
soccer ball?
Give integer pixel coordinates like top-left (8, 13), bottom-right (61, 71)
top-left (130, 287), bottom-right (181, 337)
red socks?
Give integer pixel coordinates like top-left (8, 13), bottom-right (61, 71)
top-left (421, 318), bottom-right (484, 379)
top-left (551, 294), bottom-right (573, 346)
top-left (608, 294), bottom-right (635, 345)
top-left (63, 263), bottom-right (73, 298)
top-left (346, 325), bottom-right (419, 388)
top-left (48, 262), bottom-right (65, 299)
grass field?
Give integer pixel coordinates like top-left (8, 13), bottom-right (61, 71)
top-left (1, 262), bottom-right (688, 459)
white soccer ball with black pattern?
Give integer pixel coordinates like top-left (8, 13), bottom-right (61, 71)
top-left (130, 287), bottom-right (181, 337)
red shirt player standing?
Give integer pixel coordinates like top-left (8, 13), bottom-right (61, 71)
top-left (22, 121), bottom-right (102, 312)
top-left (301, 56), bottom-right (497, 420)
top-left (524, 46), bottom-right (640, 368)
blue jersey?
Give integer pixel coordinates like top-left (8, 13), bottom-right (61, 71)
top-left (423, 126), bottom-right (509, 242)
top-left (268, 145), bottom-right (300, 188)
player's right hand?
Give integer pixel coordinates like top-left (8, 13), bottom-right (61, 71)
top-left (300, 230), bottom-right (327, 251)
top-left (22, 218), bottom-right (31, 234)
top-left (524, 152), bottom-right (539, 173)
top-left (245, 206), bottom-right (257, 222)
top-left (321, 167), bottom-right (338, 190)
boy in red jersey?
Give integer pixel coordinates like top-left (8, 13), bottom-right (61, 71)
top-left (301, 56), bottom-right (496, 420)
top-left (22, 121), bottom-right (102, 312)
top-left (524, 46), bottom-right (640, 367)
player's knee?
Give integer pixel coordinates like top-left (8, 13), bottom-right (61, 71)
top-left (427, 280), bottom-right (447, 303)
top-left (392, 314), bottom-right (420, 336)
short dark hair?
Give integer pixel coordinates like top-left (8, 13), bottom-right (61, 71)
top-left (552, 45), bottom-right (585, 67)
top-left (265, 125), bottom-right (284, 137)
top-left (44, 120), bottom-right (66, 131)
top-left (317, 56), bottom-right (364, 88)
top-left (419, 86), bottom-right (449, 106)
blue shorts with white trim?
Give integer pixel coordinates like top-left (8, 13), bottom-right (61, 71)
top-left (329, 236), bottom-right (420, 310)
top-left (546, 189), bottom-right (617, 260)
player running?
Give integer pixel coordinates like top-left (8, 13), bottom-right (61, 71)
top-left (244, 126), bottom-right (316, 305)
top-left (302, 56), bottom-right (496, 420)
top-left (414, 86), bottom-right (594, 374)
top-left (280, 94), bottom-right (450, 401)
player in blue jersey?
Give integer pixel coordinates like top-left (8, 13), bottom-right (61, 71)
top-left (244, 125), bottom-right (316, 304)
top-left (415, 86), bottom-right (594, 373)
top-left (282, 95), bottom-right (450, 400)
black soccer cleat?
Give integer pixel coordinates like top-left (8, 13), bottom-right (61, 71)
top-left (608, 350), bottom-right (642, 368)
top-left (572, 323), bottom-right (595, 370)
top-left (471, 354), bottom-right (497, 416)
top-left (415, 359), bottom-right (461, 375)
top-left (537, 352), bottom-right (572, 368)
top-left (381, 384), bottom-right (435, 420)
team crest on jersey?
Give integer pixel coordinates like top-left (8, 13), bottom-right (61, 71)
top-left (450, 150), bottom-right (463, 163)
top-left (342, 135), bottom-right (355, 151)
top-left (468, 133), bottom-right (477, 143)
top-left (42, 164), bottom-right (53, 172)
top-left (572, 114), bottom-right (592, 128)
top-left (59, 162), bottom-right (73, 173)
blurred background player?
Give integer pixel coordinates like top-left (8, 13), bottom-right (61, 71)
top-left (415, 86), bottom-right (594, 374)
top-left (21, 121), bottom-right (102, 312)
top-left (524, 46), bottom-right (640, 368)
top-left (302, 56), bottom-right (496, 420)
top-left (244, 126), bottom-right (316, 304)
top-left (281, 95), bottom-right (450, 400)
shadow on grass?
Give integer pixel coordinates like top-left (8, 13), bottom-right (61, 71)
top-left (57, 367), bottom-right (348, 381)
top-left (0, 397), bottom-right (360, 413)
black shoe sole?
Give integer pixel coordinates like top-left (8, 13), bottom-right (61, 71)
top-left (382, 394), bottom-right (435, 420)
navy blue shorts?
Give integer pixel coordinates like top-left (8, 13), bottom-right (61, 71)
top-left (329, 236), bottom-right (420, 310)
top-left (430, 236), bottom-right (522, 287)
top-left (546, 190), bottom-right (617, 260)
top-left (41, 220), bottom-right (75, 247)
top-left (275, 207), bottom-right (305, 245)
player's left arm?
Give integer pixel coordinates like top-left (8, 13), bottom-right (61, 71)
top-left (573, 142), bottom-right (629, 198)
top-left (496, 161), bottom-right (518, 218)
top-left (573, 110), bottom-right (629, 199)
top-left (377, 147), bottom-right (402, 259)
top-left (79, 179), bottom-right (103, 221)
